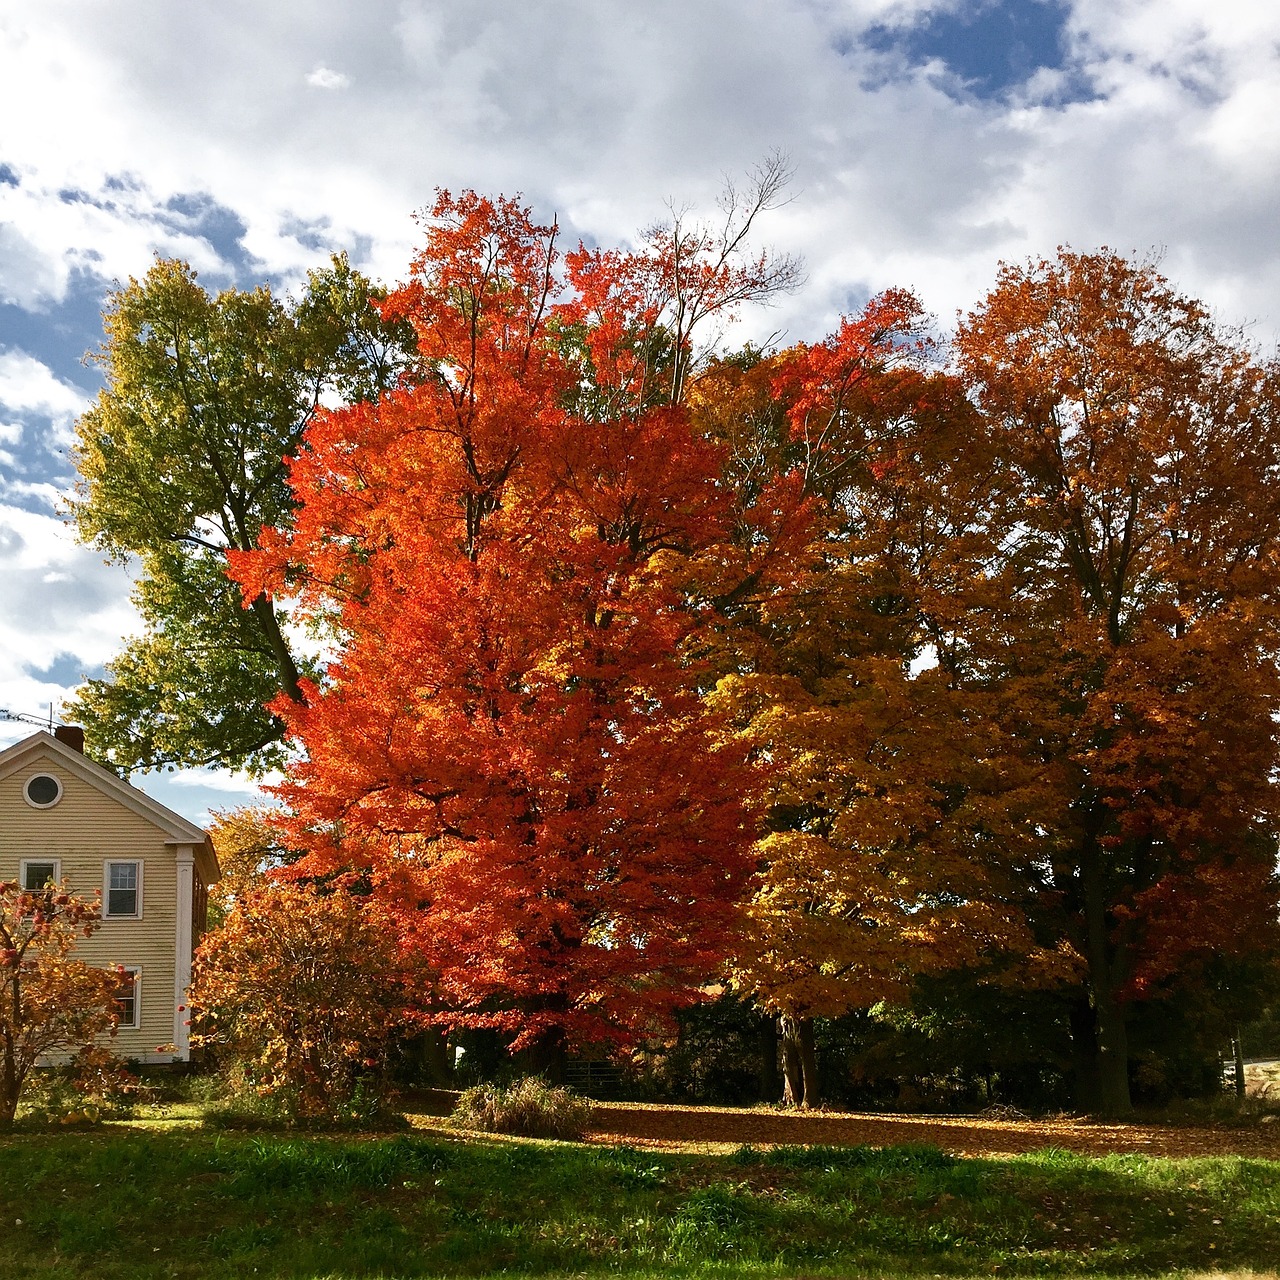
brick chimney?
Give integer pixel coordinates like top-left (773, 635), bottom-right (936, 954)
top-left (54, 724), bottom-right (86, 753)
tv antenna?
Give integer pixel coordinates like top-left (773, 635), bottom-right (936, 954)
top-left (0, 704), bottom-right (60, 729)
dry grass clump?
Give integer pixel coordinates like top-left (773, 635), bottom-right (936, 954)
top-left (451, 1077), bottom-right (592, 1140)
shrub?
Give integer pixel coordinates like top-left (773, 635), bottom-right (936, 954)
top-left (199, 1062), bottom-right (406, 1131)
top-left (450, 1077), bottom-right (592, 1140)
top-left (191, 878), bottom-right (408, 1121)
top-left (0, 880), bottom-right (129, 1126)
top-left (17, 1049), bottom-right (139, 1126)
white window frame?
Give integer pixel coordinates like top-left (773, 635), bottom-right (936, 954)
top-left (102, 860), bottom-right (143, 919)
top-left (22, 772), bottom-right (63, 809)
top-left (19, 858), bottom-right (61, 891)
top-left (114, 966), bottom-right (141, 1030)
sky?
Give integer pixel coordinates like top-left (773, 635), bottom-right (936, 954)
top-left (3, 0), bottom-right (1280, 824)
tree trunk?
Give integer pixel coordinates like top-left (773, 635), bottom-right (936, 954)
top-left (304, 1043), bottom-right (329, 1116)
top-left (249, 594), bottom-right (304, 704)
top-left (779, 1015), bottom-right (818, 1108)
top-left (1069, 998), bottom-right (1102, 1114)
top-left (797, 1017), bottom-right (820, 1109)
top-left (780, 1016), bottom-right (804, 1107)
top-left (1092, 990), bottom-right (1131, 1117)
top-left (1081, 831), bottom-right (1133, 1117)
top-left (520, 1028), bottom-right (567, 1084)
top-left (0, 1048), bottom-right (17, 1127)
top-left (758, 1014), bottom-right (780, 1103)
top-left (419, 1029), bottom-right (452, 1086)
top-left (1233, 1028), bottom-right (1247, 1100)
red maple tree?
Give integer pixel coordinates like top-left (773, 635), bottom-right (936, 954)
top-left (234, 192), bottom-right (759, 1060)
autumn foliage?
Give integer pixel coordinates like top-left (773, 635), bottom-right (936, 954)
top-left (697, 293), bottom-right (1061, 1105)
top-left (233, 192), bottom-right (760, 1057)
top-left (949, 250), bottom-right (1280, 1112)
top-left (201, 201), bottom-right (1280, 1115)
top-left (0, 881), bottom-right (126, 1126)
top-left (191, 877), bottom-right (407, 1119)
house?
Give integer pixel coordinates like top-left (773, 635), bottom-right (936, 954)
top-left (0, 727), bottom-right (221, 1064)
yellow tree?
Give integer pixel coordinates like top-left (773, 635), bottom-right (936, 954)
top-left (206, 806), bottom-right (293, 926)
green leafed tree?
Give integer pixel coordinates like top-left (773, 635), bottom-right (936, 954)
top-left (67, 255), bottom-right (411, 774)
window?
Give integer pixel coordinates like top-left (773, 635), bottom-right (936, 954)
top-left (114, 967), bottom-right (140, 1029)
top-left (104, 861), bottom-right (142, 918)
top-left (20, 860), bottom-right (60, 891)
top-left (23, 773), bottom-right (62, 808)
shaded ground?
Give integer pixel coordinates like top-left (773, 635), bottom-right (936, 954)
top-left (4, 1127), bottom-right (1279, 1279)
top-left (406, 1082), bottom-right (1280, 1159)
top-left (580, 1099), bottom-right (1280, 1159)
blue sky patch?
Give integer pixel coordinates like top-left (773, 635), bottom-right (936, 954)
top-left (0, 163), bottom-right (19, 187)
top-left (28, 653), bottom-right (103, 687)
top-left (863, 0), bottom-right (1081, 100)
top-left (0, 269), bottom-right (110, 386)
top-left (281, 214), bottom-right (339, 255)
top-left (160, 192), bottom-right (258, 280)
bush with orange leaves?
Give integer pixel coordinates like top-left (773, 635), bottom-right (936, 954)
top-left (190, 877), bottom-right (409, 1120)
top-left (0, 879), bottom-right (128, 1126)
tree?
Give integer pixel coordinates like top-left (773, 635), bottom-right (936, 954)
top-left (232, 191), bottom-right (773, 1063)
top-left (0, 880), bottom-right (125, 1126)
top-left (560, 152), bottom-right (803, 412)
top-left (696, 297), bottom-right (1053, 1107)
top-left (191, 878), bottom-right (407, 1118)
top-left (206, 806), bottom-right (294, 927)
top-left (949, 249), bottom-right (1280, 1114)
top-left (68, 255), bottom-right (409, 774)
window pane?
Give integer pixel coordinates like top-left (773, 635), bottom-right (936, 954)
top-left (115, 970), bottom-right (137, 1026)
top-left (110, 863), bottom-right (137, 891)
top-left (107, 863), bottom-right (139, 915)
top-left (25, 775), bottom-right (60, 806)
top-left (22, 863), bottom-right (57, 891)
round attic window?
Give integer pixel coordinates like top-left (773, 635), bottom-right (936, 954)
top-left (24, 774), bottom-right (62, 808)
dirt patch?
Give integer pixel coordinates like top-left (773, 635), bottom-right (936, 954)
top-left (583, 1100), bottom-right (1280, 1160)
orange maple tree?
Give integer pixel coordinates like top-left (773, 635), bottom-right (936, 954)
top-left (690, 257), bottom-right (1280, 1113)
top-left (233, 191), bottom-right (764, 1061)
top-left (693, 295), bottom-right (1058, 1106)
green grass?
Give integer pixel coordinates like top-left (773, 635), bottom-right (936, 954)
top-left (0, 1128), bottom-right (1277, 1278)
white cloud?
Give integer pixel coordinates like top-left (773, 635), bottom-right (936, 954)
top-left (0, 501), bottom-right (136, 691)
top-left (0, 220), bottom-right (66, 308)
top-left (0, 0), bottom-right (1274, 341)
top-left (0, 350), bottom-right (92, 419)
top-left (3, 0), bottom-right (1280, 818)
top-left (0, 172), bottom-right (241, 307)
top-left (168, 765), bottom-right (282, 794)
top-left (306, 66), bottom-right (350, 90)
top-left (0, 493), bottom-right (141, 777)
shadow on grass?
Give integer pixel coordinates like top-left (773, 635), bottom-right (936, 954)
top-left (0, 1129), bottom-right (1276, 1278)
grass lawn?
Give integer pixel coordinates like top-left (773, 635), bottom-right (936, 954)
top-left (1, 1124), bottom-right (1278, 1279)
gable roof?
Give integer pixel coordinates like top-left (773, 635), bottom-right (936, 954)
top-left (0, 731), bottom-right (220, 883)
